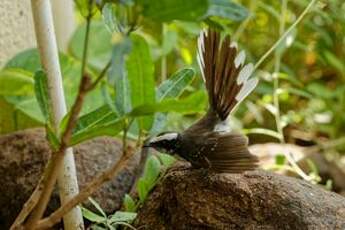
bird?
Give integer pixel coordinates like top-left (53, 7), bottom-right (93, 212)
top-left (144, 29), bottom-right (259, 173)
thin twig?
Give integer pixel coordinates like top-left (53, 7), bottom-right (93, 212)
top-left (35, 146), bottom-right (137, 229)
top-left (254, 0), bottom-right (318, 70)
top-left (16, 2), bottom-right (98, 227)
top-left (80, 0), bottom-right (93, 75)
top-left (25, 76), bottom-right (92, 229)
top-left (271, 0), bottom-right (312, 182)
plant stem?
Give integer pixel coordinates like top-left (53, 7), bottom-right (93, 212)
top-left (80, 0), bottom-right (93, 76)
top-left (35, 149), bottom-right (136, 229)
top-left (24, 0), bottom-right (84, 229)
top-left (272, 0), bottom-right (312, 181)
top-left (25, 76), bottom-right (92, 229)
top-left (254, 0), bottom-right (317, 70)
top-left (161, 23), bottom-right (167, 82)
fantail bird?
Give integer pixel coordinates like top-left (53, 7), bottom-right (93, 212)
top-left (144, 29), bottom-right (259, 173)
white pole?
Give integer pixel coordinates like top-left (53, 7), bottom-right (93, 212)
top-left (51, 0), bottom-right (75, 51)
top-left (30, 0), bottom-right (84, 229)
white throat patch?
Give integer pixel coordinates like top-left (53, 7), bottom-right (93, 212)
top-left (150, 133), bottom-right (178, 143)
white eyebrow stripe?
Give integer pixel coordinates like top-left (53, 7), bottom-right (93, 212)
top-left (150, 133), bottom-right (178, 143)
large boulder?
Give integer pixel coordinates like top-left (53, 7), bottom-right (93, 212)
top-left (134, 166), bottom-right (345, 230)
top-left (0, 128), bottom-right (139, 229)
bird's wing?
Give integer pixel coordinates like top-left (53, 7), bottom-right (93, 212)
top-left (202, 132), bottom-right (259, 173)
top-left (197, 29), bottom-right (258, 121)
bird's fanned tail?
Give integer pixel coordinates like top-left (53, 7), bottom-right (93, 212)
top-left (197, 29), bottom-right (258, 121)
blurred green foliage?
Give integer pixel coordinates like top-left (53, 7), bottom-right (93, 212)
top-left (0, 0), bottom-right (345, 153)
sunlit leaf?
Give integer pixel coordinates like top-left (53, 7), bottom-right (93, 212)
top-left (102, 3), bottom-right (119, 33)
top-left (158, 153), bottom-right (176, 167)
top-left (137, 178), bottom-right (148, 203)
top-left (34, 70), bottom-right (52, 124)
top-left (88, 197), bottom-right (107, 218)
top-left (81, 207), bottom-right (107, 223)
top-left (70, 118), bottom-right (125, 146)
top-left (142, 155), bottom-right (161, 189)
top-left (130, 91), bottom-right (207, 117)
top-left (123, 194), bottom-right (136, 212)
top-left (151, 68), bottom-right (195, 134)
top-left (73, 104), bottom-right (117, 134)
top-left (110, 36), bottom-right (132, 115)
top-left (74, 0), bottom-right (97, 18)
top-left (109, 211), bottom-right (137, 224)
top-left (46, 125), bottom-right (60, 151)
top-left (275, 154), bottom-right (286, 165)
top-left (69, 21), bottom-right (112, 70)
top-left (162, 30), bottom-right (178, 56)
top-left (156, 68), bottom-right (195, 101)
top-left (126, 34), bottom-right (156, 131)
top-left (0, 68), bottom-right (34, 96)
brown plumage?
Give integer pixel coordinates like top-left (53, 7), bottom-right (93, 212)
top-left (146, 29), bottom-right (259, 173)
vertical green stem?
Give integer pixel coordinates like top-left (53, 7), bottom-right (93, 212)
top-left (161, 23), bottom-right (167, 82)
top-left (273, 0), bottom-right (312, 181)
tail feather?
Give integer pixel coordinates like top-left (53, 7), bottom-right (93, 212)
top-left (204, 133), bottom-right (259, 173)
top-left (198, 29), bottom-right (258, 121)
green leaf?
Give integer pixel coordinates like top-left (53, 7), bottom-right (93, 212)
top-left (275, 154), bottom-right (286, 166)
top-left (109, 36), bottom-right (132, 115)
top-left (156, 68), bottom-right (195, 101)
top-left (34, 70), bottom-right (52, 124)
top-left (4, 97), bottom-right (45, 123)
top-left (130, 91), bottom-right (207, 117)
top-left (123, 194), bottom-right (136, 212)
top-left (46, 125), bottom-right (60, 151)
top-left (142, 155), bottom-right (161, 189)
top-left (75, 0), bottom-right (97, 18)
top-left (5, 49), bottom-right (41, 72)
top-left (102, 3), bottom-right (119, 33)
top-left (88, 197), bottom-right (107, 218)
top-left (126, 34), bottom-right (156, 131)
top-left (81, 207), bottom-right (107, 223)
top-left (109, 211), bottom-right (137, 224)
top-left (207, 0), bottom-right (249, 21)
top-left (3, 48), bottom-right (104, 128)
top-left (323, 50), bottom-right (345, 74)
top-left (0, 68), bottom-right (34, 96)
top-left (74, 104), bottom-right (117, 134)
top-left (137, 178), bottom-right (148, 203)
top-left (138, 0), bottom-right (209, 22)
top-left (158, 153), bottom-right (176, 167)
top-left (162, 30), bottom-right (178, 56)
top-left (69, 21), bottom-right (112, 70)
top-left (151, 68), bottom-right (195, 134)
top-left (70, 118), bottom-right (125, 146)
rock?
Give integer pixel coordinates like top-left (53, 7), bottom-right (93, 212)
top-left (0, 128), bottom-right (139, 229)
top-left (133, 165), bottom-right (345, 230)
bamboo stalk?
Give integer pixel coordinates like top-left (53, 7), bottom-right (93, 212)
top-left (30, 0), bottom-right (84, 229)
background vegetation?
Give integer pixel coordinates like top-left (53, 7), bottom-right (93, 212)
top-left (1, 0), bottom-right (345, 228)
